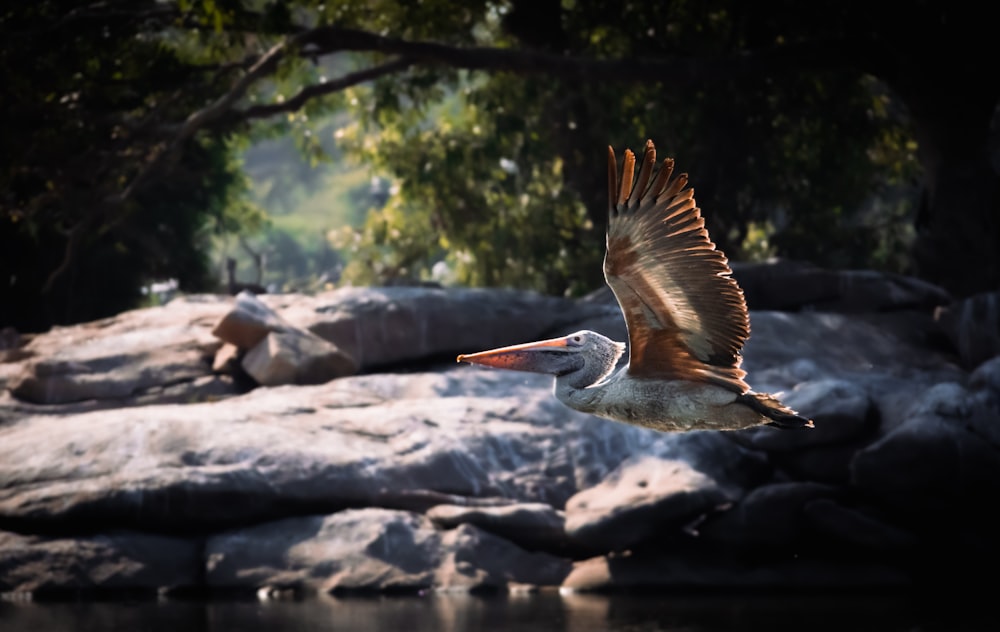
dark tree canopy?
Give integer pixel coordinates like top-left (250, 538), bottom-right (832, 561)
top-left (2, 0), bottom-right (997, 332)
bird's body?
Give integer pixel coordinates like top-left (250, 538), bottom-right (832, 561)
top-left (458, 140), bottom-right (813, 432)
top-left (558, 372), bottom-right (766, 432)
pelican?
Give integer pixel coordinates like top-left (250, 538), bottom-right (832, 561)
top-left (457, 140), bottom-right (813, 432)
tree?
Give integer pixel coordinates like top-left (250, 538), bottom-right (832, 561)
top-left (0, 1), bottom-right (267, 329)
top-left (3, 0), bottom-right (996, 332)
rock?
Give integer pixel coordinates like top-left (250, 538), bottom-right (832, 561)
top-left (697, 481), bottom-right (839, 550)
top-left (0, 326), bottom-right (21, 352)
top-left (742, 311), bottom-right (961, 385)
top-left (564, 456), bottom-right (732, 551)
top-left (5, 296), bottom-right (228, 405)
top-left (206, 510), bottom-right (437, 593)
top-left (968, 356), bottom-right (1000, 420)
top-left (0, 530), bottom-right (200, 596)
top-left (970, 356), bottom-right (1000, 402)
top-left (3, 283), bottom-right (998, 596)
top-left (561, 550), bottom-right (911, 592)
top-left (642, 430), bottom-right (775, 499)
top-left (934, 290), bottom-right (1000, 369)
top-left (210, 291), bottom-right (358, 386)
top-left (850, 413), bottom-right (1000, 515)
top-left (436, 522), bottom-right (571, 592)
top-left (127, 374), bottom-right (240, 406)
top-left (426, 503), bottom-right (567, 554)
top-left (849, 409), bottom-right (1000, 581)
top-left (726, 379), bottom-right (877, 484)
top-left (733, 379), bottom-right (874, 452)
top-left (212, 343), bottom-right (242, 373)
top-left (211, 291), bottom-right (289, 349)
top-left (911, 382), bottom-right (974, 418)
top-left (0, 358), bottom-right (23, 394)
top-left (242, 330), bottom-right (357, 386)
top-left (276, 286), bottom-right (600, 371)
top-left (803, 498), bottom-right (918, 552)
top-left (0, 368), bottom-right (674, 533)
top-left (205, 508), bottom-right (570, 594)
top-left (731, 260), bottom-right (950, 313)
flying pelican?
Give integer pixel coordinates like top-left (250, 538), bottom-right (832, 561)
top-left (457, 141), bottom-right (813, 432)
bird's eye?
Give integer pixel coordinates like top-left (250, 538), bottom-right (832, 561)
top-left (572, 335), bottom-right (583, 344)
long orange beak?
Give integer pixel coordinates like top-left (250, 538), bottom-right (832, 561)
top-left (457, 336), bottom-right (570, 371)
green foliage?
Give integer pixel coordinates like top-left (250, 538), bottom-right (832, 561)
top-left (231, 127), bottom-right (370, 292)
top-left (2, 0), bottom-right (928, 332)
top-left (327, 1), bottom-right (920, 292)
top-left (334, 73), bottom-right (598, 294)
top-left (0, 0), bottom-right (268, 330)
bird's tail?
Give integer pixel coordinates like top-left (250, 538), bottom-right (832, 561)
top-left (738, 392), bottom-right (815, 429)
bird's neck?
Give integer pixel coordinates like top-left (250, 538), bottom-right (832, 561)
top-left (553, 365), bottom-right (619, 414)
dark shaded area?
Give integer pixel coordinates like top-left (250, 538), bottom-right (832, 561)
top-left (0, 592), bottom-right (993, 632)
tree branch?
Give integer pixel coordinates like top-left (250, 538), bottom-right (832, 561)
top-left (294, 26), bottom-right (881, 86)
top-left (299, 26), bottom-right (708, 84)
top-left (45, 36), bottom-right (295, 293)
top-left (113, 37), bottom-right (291, 206)
top-left (230, 56), bottom-right (415, 122)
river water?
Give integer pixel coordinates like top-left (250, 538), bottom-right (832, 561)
top-left (0, 591), bottom-right (989, 632)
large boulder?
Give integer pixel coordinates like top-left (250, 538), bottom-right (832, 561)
top-left (731, 259), bottom-right (951, 313)
top-left (0, 368), bottom-right (668, 534)
top-left (0, 530), bottom-right (200, 596)
top-left (5, 296), bottom-right (229, 405)
top-left (934, 290), bottom-right (1000, 369)
top-left (275, 286), bottom-right (600, 370)
top-left (205, 508), bottom-right (570, 594)
top-left (561, 550), bottom-right (910, 592)
top-left (426, 503), bottom-right (568, 554)
top-left (563, 456), bottom-right (732, 552)
top-left (241, 330), bottom-right (358, 386)
top-left (211, 290), bottom-right (289, 350)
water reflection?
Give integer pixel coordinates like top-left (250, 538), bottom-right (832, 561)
top-left (0, 591), bottom-right (985, 632)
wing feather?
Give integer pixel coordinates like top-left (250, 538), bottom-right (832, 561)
top-left (604, 140), bottom-right (750, 393)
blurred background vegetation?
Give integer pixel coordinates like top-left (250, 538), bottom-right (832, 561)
top-left (2, 0), bottom-right (997, 332)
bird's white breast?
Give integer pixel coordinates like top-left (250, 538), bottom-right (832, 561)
top-left (562, 373), bottom-right (759, 432)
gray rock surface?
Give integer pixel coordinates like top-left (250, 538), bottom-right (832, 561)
top-left (241, 329), bottom-right (357, 386)
top-left (0, 530), bottom-right (200, 595)
top-left (205, 508), bottom-right (570, 593)
top-left (934, 289), bottom-right (1000, 369)
top-left (1, 277), bottom-right (997, 597)
top-left (5, 296), bottom-right (228, 405)
top-left (564, 456), bottom-right (732, 551)
top-left (731, 259), bottom-right (951, 313)
top-left (271, 286), bottom-right (596, 370)
top-left (426, 503), bottom-right (568, 553)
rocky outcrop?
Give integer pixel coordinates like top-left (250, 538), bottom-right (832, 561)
top-left (4, 296), bottom-right (231, 407)
top-left (204, 508), bottom-right (570, 594)
top-left (0, 531), bottom-right (200, 596)
top-left (934, 289), bottom-right (1000, 370)
top-left (731, 259), bottom-right (951, 313)
top-left (1, 286), bottom-right (594, 408)
top-left (1, 264), bottom-right (997, 598)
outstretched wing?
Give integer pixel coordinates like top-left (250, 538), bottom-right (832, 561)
top-left (604, 140), bottom-right (750, 393)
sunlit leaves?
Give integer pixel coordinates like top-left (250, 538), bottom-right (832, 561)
top-left (336, 0), bottom-right (917, 292)
top-left (334, 71), bottom-right (597, 294)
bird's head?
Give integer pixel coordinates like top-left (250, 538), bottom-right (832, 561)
top-left (457, 330), bottom-right (625, 384)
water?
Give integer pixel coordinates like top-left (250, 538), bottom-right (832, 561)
top-left (0, 592), bottom-right (990, 631)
